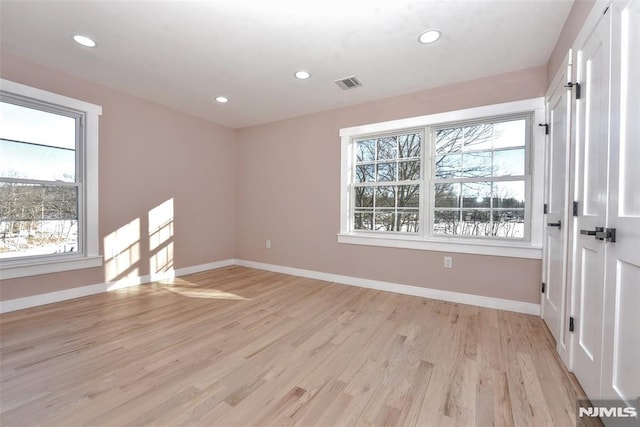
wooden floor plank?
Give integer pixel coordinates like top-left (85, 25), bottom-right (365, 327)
top-left (0, 266), bottom-right (598, 426)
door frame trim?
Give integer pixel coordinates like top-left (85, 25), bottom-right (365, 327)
top-left (543, 49), bottom-right (573, 367)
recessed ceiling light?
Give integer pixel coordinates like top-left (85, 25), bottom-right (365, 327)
top-left (215, 96), bottom-right (229, 103)
top-left (418, 29), bottom-right (441, 44)
top-left (294, 70), bottom-right (311, 80)
top-left (73, 34), bottom-right (97, 48)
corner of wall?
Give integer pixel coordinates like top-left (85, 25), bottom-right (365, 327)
top-left (231, 127), bottom-right (240, 259)
top-left (546, 0), bottom-right (597, 85)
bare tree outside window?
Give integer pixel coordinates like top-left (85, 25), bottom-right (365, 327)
top-left (354, 132), bottom-right (422, 233)
top-left (0, 178), bottom-right (78, 257)
top-left (432, 118), bottom-right (528, 239)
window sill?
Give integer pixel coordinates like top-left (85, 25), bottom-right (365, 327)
top-left (0, 255), bottom-right (103, 280)
top-left (337, 233), bottom-right (542, 259)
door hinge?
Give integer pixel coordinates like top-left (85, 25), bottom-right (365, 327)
top-left (565, 82), bottom-right (581, 100)
top-left (573, 201), bottom-right (579, 217)
top-left (538, 123), bottom-right (549, 135)
top-left (541, 282), bottom-right (546, 294)
top-left (569, 316), bottom-right (575, 332)
top-left (543, 203), bottom-right (548, 214)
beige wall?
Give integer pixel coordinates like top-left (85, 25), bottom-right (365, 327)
top-left (547, 0), bottom-right (596, 84)
top-left (3, 11), bottom-right (590, 306)
top-left (235, 66), bottom-right (547, 304)
top-left (0, 52), bottom-right (236, 300)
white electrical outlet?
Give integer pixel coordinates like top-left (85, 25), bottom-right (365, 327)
top-left (444, 256), bottom-right (453, 269)
top-left (266, 240), bottom-right (271, 249)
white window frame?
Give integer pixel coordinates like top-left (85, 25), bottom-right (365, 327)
top-left (338, 98), bottom-right (545, 259)
top-left (0, 79), bottom-right (102, 279)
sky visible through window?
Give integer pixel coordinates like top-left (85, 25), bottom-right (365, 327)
top-left (432, 118), bottom-right (528, 238)
top-left (0, 101), bottom-right (76, 181)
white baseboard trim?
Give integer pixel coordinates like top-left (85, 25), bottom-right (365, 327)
top-left (2, 258), bottom-right (540, 316)
top-left (235, 259), bottom-right (540, 315)
top-left (0, 259), bottom-right (235, 314)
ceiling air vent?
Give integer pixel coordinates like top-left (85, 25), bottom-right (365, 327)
top-left (334, 76), bottom-right (363, 90)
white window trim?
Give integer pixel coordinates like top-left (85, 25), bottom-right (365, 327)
top-left (0, 79), bottom-right (102, 279)
top-left (338, 97), bottom-right (545, 259)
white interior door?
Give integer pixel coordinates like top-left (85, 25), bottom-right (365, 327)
top-left (571, 8), bottom-right (611, 400)
top-left (600, 0), bottom-right (640, 404)
top-left (542, 56), bottom-right (572, 346)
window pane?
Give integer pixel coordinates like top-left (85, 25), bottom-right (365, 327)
top-left (493, 148), bottom-right (525, 176)
top-left (375, 186), bottom-right (395, 207)
top-left (493, 181), bottom-right (525, 209)
top-left (398, 160), bottom-right (420, 181)
top-left (356, 139), bottom-right (376, 162)
top-left (398, 133), bottom-right (421, 158)
top-left (356, 164), bottom-right (375, 183)
top-left (375, 211), bottom-right (395, 231)
top-left (376, 137), bottom-right (397, 160)
top-left (462, 152), bottom-right (491, 177)
top-left (493, 119), bottom-right (526, 149)
top-left (492, 210), bottom-right (525, 238)
top-left (433, 210), bottom-right (461, 235)
top-left (0, 183), bottom-right (78, 258)
top-left (435, 154), bottom-right (461, 178)
top-left (435, 128), bottom-right (463, 154)
top-left (434, 181), bottom-right (527, 239)
top-left (398, 211), bottom-right (419, 233)
top-left (461, 210), bottom-right (491, 236)
top-left (354, 186), bottom-right (373, 208)
top-left (463, 124), bottom-right (493, 151)
top-left (462, 182), bottom-right (491, 208)
top-left (397, 185), bottom-right (419, 207)
top-left (376, 162), bottom-right (396, 181)
top-left (434, 183), bottom-right (461, 208)
top-left (0, 101), bottom-right (76, 149)
top-left (0, 138), bottom-right (75, 182)
top-left (354, 210), bottom-right (373, 230)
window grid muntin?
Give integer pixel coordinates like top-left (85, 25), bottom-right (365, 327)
top-left (430, 113), bottom-right (532, 241)
top-left (353, 183), bottom-right (422, 233)
top-left (351, 129), bottom-right (424, 233)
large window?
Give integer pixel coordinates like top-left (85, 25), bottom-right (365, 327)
top-left (0, 79), bottom-right (102, 279)
top-left (339, 98), bottom-right (544, 259)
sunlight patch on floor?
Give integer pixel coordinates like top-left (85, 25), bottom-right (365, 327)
top-left (155, 278), bottom-right (248, 300)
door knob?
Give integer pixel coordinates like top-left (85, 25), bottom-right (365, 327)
top-left (580, 229), bottom-right (597, 236)
top-left (580, 227), bottom-right (616, 242)
top-left (595, 228), bottom-right (616, 242)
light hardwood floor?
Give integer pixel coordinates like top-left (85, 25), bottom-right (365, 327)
top-left (0, 266), bottom-right (599, 426)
